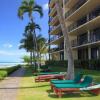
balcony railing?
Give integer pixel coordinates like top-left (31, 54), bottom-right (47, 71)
top-left (49, 24), bottom-right (61, 34)
top-left (65, 0), bottom-right (87, 19)
top-left (71, 36), bottom-right (100, 47)
top-left (89, 6), bottom-right (100, 21)
top-left (50, 33), bottom-right (63, 42)
top-left (67, 15), bottom-right (87, 32)
top-left (68, 10), bottom-right (100, 33)
top-left (50, 47), bottom-right (64, 53)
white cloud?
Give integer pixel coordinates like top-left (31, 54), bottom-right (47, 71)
top-left (3, 43), bottom-right (13, 48)
top-left (43, 3), bottom-right (49, 11)
top-left (0, 50), bottom-right (28, 56)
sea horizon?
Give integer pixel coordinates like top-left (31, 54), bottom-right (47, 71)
top-left (0, 62), bottom-right (25, 68)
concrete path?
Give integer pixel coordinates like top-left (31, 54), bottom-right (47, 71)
top-left (0, 68), bottom-right (25, 100)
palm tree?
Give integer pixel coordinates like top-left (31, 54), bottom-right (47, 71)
top-left (19, 32), bottom-right (34, 66)
top-left (55, 0), bottom-right (74, 79)
top-left (37, 34), bottom-right (47, 65)
top-left (18, 0), bottom-right (43, 68)
top-left (25, 22), bottom-right (41, 67)
top-left (18, 0), bottom-right (43, 22)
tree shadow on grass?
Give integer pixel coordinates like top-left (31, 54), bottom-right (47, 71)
top-left (47, 90), bottom-right (97, 98)
top-left (0, 84), bottom-right (49, 90)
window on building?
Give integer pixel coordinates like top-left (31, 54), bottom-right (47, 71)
top-left (77, 33), bottom-right (88, 45)
top-left (91, 47), bottom-right (99, 59)
top-left (78, 48), bottom-right (88, 60)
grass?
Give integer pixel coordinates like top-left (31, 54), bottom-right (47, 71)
top-left (17, 67), bottom-right (100, 100)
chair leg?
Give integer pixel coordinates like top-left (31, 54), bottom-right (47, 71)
top-left (91, 88), bottom-right (100, 95)
top-left (58, 89), bottom-right (62, 98)
top-left (53, 87), bottom-right (62, 98)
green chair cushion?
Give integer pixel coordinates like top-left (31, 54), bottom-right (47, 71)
top-left (50, 73), bottom-right (83, 84)
top-left (54, 76), bottom-right (93, 88)
top-left (38, 72), bottom-right (60, 75)
top-left (74, 73), bottom-right (83, 83)
top-left (51, 80), bottom-right (75, 84)
top-left (54, 84), bottom-right (84, 88)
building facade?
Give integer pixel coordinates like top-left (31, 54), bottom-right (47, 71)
top-left (48, 0), bottom-right (100, 61)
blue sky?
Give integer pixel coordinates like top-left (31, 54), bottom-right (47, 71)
top-left (0, 0), bottom-right (49, 62)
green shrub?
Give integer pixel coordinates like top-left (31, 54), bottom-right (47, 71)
top-left (0, 71), bottom-right (7, 80)
top-left (46, 60), bottom-right (68, 67)
top-left (0, 65), bottom-right (21, 80)
top-left (45, 59), bottom-right (100, 70)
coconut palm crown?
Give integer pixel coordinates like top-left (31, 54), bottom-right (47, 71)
top-left (18, 0), bottom-right (43, 21)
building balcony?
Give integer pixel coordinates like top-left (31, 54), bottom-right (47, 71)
top-left (71, 36), bottom-right (100, 48)
top-left (49, 24), bottom-right (61, 35)
top-left (49, 6), bottom-right (57, 17)
top-left (68, 16), bottom-right (100, 36)
top-left (49, 15), bottom-right (59, 26)
top-left (64, 0), bottom-right (79, 8)
top-left (49, 0), bottom-right (55, 8)
top-left (49, 34), bottom-right (64, 45)
top-left (65, 0), bottom-right (87, 19)
top-left (65, 0), bottom-right (100, 22)
top-left (49, 47), bottom-right (64, 54)
top-left (68, 16), bottom-right (87, 32)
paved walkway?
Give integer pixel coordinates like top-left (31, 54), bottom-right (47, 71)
top-left (0, 68), bottom-right (25, 100)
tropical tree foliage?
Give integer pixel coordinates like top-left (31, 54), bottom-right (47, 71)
top-left (21, 55), bottom-right (30, 65)
top-left (19, 32), bottom-right (34, 66)
top-left (18, 0), bottom-right (43, 21)
top-left (18, 0), bottom-right (43, 69)
top-left (37, 34), bottom-right (47, 65)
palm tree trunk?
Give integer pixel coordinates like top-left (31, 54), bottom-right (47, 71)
top-left (55, 0), bottom-right (74, 79)
top-left (40, 53), bottom-right (41, 66)
top-left (32, 50), bottom-right (36, 65)
top-left (33, 30), bottom-right (40, 70)
top-left (30, 51), bottom-right (33, 67)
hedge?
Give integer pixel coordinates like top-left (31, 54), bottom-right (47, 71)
top-left (0, 65), bottom-right (21, 80)
top-left (45, 60), bottom-right (68, 67)
top-left (45, 60), bottom-right (100, 70)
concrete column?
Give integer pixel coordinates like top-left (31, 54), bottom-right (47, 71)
top-left (87, 30), bottom-right (90, 42)
top-left (97, 48), bottom-right (99, 59)
top-left (87, 13), bottom-right (90, 42)
top-left (87, 13), bottom-right (90, 22)
top-left (88, 47), bottom-right (91, 60)
top-left (99, 47), bottom-right (100, 59)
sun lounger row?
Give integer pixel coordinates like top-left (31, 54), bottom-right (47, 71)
top-left (34, 72), bottom-right (100, 97)
top-left (50, 75), bottom-right (100, 97)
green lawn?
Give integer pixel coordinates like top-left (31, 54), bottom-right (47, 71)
top-left (17, 67), bottom-right (100, 100)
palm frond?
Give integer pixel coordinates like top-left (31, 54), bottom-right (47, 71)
top-left (18, 8), bottom-right (24, 19)
top-left (22, 1), bottom-right (28, 6)
top-left (33, 4), bottom-right (43, 17)
top-left (29, 0), bottom-right (35, 6)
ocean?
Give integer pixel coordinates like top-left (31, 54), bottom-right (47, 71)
top-left (0, 62), bottom-right (25, 68)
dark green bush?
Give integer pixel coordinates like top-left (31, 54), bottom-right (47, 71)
top-left (0, 65), bottom-right (21, 80)
top-left (46, 60), bottom-right (68, 67)
top-left (46, 59), bottom-right (100, 70)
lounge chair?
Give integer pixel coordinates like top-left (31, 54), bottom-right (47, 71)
top-left (34, 72), bottom-right (65, 76)
top-left (51, 73), bottom-right (83, 84)
top-left (35, 74), bottom-right (65, 82)
top-left (52, 76), bottom-right (93, 97)
top-left (50, 73), bottom-right (83, 90)
top-left (80, 84), bottom-right (100, 95)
